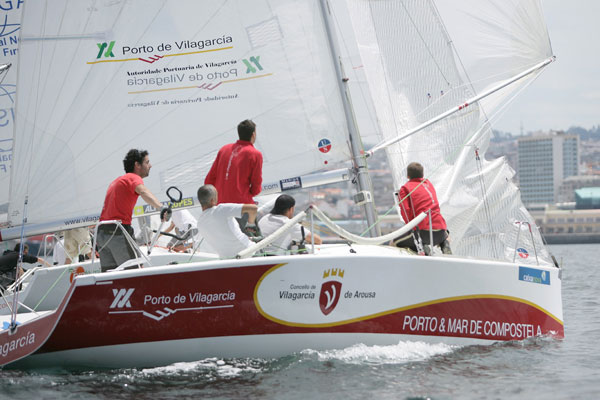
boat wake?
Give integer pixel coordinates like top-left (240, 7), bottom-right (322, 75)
top-left (134, 341), bottom-right (458, 379)
top-left (300, 341), bottom-right (459, 365)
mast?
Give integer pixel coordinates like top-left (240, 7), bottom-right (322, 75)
top-left (318, 0), bottom-right (380, 236)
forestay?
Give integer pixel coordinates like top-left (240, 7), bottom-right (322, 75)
top-left (6, 0), bottom-right (350, 238)
top-left (343, 0), bottom-right (553, 264)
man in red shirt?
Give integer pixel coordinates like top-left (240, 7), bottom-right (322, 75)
top-left (97, 149), bottom-right (168, 271)
top-left (393, 162), bottom-right (452, 255)
top-left (205, 119), bottom-right (263, 204)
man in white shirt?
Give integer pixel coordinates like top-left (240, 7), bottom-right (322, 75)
top-left (163, 209), bottom-right (199, 251)
top-left (196, 184), bottom-right (258, 259)
top-left (258, 194), bottom-right (322, 255)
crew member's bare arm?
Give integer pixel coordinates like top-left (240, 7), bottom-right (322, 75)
top-left (135, 184), bottom-right (163, 210)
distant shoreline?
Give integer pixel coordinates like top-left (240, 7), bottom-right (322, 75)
top-left (543, 234), bottom-right (600, 244)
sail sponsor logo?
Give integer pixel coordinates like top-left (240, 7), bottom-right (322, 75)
top-left (319, 268), bottom-right (344, 315)
top-left (0, 0), bottom-right (21, 39)
top-left (242, 56), bottom-right (263, 74)
top-left (110, 288), bottom-right (135, 308)
top-left (133, 197), bottom-right (194, 216)
top-left (89, 36), bottom-right (233, 65)
top-left (519, 266), bottom-right (550, 285)
top-left (318, 138), bottom-right (331, 153)
top-left (280, 177), bottom-right (302, 191)
top-left (0, 331), bottom-right (35, 358)
top-left (516, 247), bottom-right (529, 258)
top-left (96, 41), bottom-right (116, 59)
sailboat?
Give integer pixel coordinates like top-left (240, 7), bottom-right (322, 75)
top-left (0, 0), bottom-right (563, 368)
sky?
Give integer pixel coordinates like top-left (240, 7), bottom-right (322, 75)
top-left (493, 0), bottom-right (600, 135)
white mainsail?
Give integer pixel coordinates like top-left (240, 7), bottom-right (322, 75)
top-left (5, 0), bottom-right (353, 239)
top-left (343, 0), bottom-right (553, 264)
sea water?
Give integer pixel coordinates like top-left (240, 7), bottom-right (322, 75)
top-left (0, 244), bottom-right (598, 399)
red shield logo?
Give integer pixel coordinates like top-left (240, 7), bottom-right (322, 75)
top-left (319, 281), bottom-right (342, 315)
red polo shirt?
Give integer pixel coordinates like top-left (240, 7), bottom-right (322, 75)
top-left (99, 173), bottom-right (143, 225)
top-left (205, 140), bottom-right (263, 204)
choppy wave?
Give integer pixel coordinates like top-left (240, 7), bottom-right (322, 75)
top-left (140, 357), bottom-right (265, 378)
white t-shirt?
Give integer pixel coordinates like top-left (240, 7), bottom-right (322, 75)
top-left (172, 209), bottom-right (197, 232)
top-left (196, 204), bottom-right (253, 258)
top-left (258, 213), bottom-right (309, 255)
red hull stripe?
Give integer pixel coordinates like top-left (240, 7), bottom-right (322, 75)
top-left (255, 293), bottom-right (563, 329)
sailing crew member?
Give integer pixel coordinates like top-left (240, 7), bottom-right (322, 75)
top-left (258, 194), bottom-right (322, 255)
top-left (204, 119), bottom-right (263, 204)
top-left (62, 227), bottom-right (93, 263)
top-left (97, 149), bottom-right (170, 272)
top-left (0, 243), bottom-right (51, 290)
top-left (162, 209), bottom-right (199, 251)
top-left (392, 162), bottom-right (452, 255)
top-left (195, 184), bottom-right (258, 259)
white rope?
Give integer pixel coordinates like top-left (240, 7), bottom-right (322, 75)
top-left (236, 206), bottom-right (428, 259)
top-left (309, 205), bottom-right (427, 245)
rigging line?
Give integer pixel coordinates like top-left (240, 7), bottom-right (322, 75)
top-left (429, 0), bottom-right (478, 97)
top-left (367, 56), bottom-right (555, 155)
top-left (481, 70), bottom-right (545, 129)
top-left (400, 0), bottom-right (450, 86)
top-left (33, 266), bottom-right (69, 312)
top-left (407, 58), bottom-right (546, 128)
top-left (366, 0), bottom-right (403, 161)
top-left (474, 147), bottom-right (499, 259)
top-left (10, 1), bottom-right (52, 325)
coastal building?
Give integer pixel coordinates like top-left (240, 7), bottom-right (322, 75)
top-left (518, 132), bottom-right (579, 206)
top-left (557, 175), bottom-right (600, 202)
top-left (529, 188), bottom-right (600, 244)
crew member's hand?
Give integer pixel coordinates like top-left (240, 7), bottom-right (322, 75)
top-left (160, 207), bottom-right (172, 222)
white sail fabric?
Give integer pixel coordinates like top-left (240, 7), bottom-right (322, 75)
top-left (344, 0), bottom-right (553, 264)
top-left (0, 4), bottom-right (21, 213)
top-left (7, 0), bottom-right (350, 236)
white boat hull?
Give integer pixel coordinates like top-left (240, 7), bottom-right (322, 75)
top-left (2, 245), bottom-right (563, 368)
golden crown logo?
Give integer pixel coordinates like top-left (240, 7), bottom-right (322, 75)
top-left (323, 268), bottom-right (344, 279)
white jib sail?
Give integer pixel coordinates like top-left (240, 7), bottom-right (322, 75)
top-left (6, 0), bottom-right (351, 238)
top-left (343, 0), bottom-right (554, 264)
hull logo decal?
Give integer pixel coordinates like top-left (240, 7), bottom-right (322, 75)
top-left (319, 268), bottom-right (343, 315)
top-left (519, 266), bottom-right (550, 285)
top-left (110, 288), bottom-right (135, 308)
top-left (108, 304), bottom-right (233, 321)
